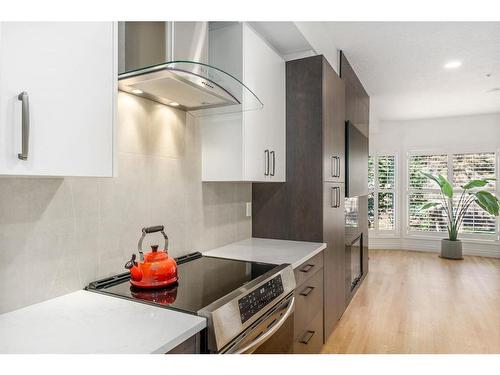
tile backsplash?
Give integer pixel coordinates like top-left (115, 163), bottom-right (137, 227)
top-left (0, 92), bottom-right (251, 313)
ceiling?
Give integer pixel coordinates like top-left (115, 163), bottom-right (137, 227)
top-left (324, 22), bottom-right (500, 121)
top-left (249, 22), bottom-right (313, 58)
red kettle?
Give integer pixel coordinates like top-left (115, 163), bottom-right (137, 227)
top-left (125, 225), bottom-right (178, 289)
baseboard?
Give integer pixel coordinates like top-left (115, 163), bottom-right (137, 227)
top-left (369, 238), bottom-right (500, 258)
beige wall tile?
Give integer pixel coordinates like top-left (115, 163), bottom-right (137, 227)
top-left (0, 91), bottom-right (251, 313)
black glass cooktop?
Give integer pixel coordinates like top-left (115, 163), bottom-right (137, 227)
top-left (87, 253), bottom-right (276, 313)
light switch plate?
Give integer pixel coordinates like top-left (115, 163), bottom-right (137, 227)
top-left (245, 202), bottom-right (252, 217)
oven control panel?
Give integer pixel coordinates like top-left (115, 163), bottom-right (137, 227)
top-left (238, 275), bottom-right (284, 324)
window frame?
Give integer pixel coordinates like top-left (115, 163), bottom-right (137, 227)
top-left (405, 148), bottom-right (500, 242)
top-left (369, 152), bottom-right (398, 236)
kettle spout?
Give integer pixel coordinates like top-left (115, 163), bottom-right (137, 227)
top-left (130, 266), bottom-right (143, 282)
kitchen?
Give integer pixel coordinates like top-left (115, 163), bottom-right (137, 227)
top-left (1, 2), bottom-right (499, 374)
top-left (1, 20), bottom-right (366, 355)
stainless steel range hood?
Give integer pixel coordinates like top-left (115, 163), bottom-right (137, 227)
top-left (118, 22), bottom-right (262, 117)
top-left (118, 60), bottom-right (263, 117)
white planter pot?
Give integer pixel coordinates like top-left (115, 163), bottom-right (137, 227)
top-left (440, 239), bottom-right (463, 260)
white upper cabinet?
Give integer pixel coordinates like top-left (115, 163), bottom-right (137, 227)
top-left (201, 23), bottom-right (285, 182)
top-left (0, 22), bottom-right (116, 177)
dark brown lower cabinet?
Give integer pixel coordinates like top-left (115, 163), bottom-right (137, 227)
top-left (294, 311), bottom-right (324, 354)
top-left (293, 252), bottom-right (324, 354)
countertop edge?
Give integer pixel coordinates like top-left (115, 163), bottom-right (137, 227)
top-left (290, 242), bottom-right (327, 269)
top-left (150, 319), bottom-right (207, 354)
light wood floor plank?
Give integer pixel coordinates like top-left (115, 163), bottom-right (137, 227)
top-left (322, 249), bottom-right (500, 354)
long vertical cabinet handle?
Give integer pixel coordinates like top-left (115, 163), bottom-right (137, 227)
top-left (270, 151), bottom-right (275, 176)
top-left (17, 91), bottom-right (30, 160)
top-left (331, 156), bottom-right (340, 177)
top-left (331, 186), bottom-right (341, 208)
top-left (264, 150), bottom-right (270, 176)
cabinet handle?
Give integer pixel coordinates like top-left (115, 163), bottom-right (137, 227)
top-left (299, 330), bottom-right (315, 345)
top-left (331, 186), bottom-right (341, 208)
top-left (331, 156), bottom-right (341, 178)
top-left (264, 150), bottom-right (270, 176)
top-left (299, 264), bottom-right (314, 273)
top-left (17, 91), bottom-right (30, 160)
top-left (270, 150), bottom-right (275, 176)
top-left (299, 286), bottom-right (315, 297)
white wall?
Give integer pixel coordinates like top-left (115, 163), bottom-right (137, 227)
top-left (0, 92), bottom-right (252, 313)
top-left (371, 113), bottom-right (500, 152)
top-left (293, 22), bottom-right (340, 73)
top-left (369, 112), bottom-right (500, 257)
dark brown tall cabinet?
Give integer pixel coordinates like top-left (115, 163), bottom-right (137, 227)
top-left (340, 52), bottom-right (370, 305)
top-left (252, 55), bottom-right (346, 342)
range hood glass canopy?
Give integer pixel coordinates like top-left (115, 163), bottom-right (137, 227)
top-left (118, 60), bottom-right (263, 117)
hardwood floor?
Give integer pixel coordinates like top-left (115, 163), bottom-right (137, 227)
top-left (322, 249), bottom-right (500, 354)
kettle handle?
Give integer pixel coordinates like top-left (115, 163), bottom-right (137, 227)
top-left (137, 225), bottom-right (169, 261)
top-left (125, 253), bottom-right (137, 269)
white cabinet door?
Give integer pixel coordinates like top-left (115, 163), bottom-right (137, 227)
top-left (243, 24), bottom-right (286, 182)
top-left (242, 24), bottom-right (271, 182)
top-left (201, 22), bottom-right (285, 182)
top-left (0, 22), bottom-right (115, 177)
top-left (263, 36), bottom-right (285, 182)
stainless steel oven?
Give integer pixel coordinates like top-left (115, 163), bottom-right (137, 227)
top-left (198, 263), bottom-right (296, 354)
top-left (218, 292), bottom-right (294, 354)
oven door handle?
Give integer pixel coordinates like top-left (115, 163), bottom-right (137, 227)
top-left (233, 297), bottom-right (295, 354)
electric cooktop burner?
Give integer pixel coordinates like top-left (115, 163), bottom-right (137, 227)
top-left (87, 253), bottom-right (276, 314)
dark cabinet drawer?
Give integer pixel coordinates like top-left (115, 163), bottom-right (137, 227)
top-left (293, 310), bottom-right (324, 354)
top-left (294, 269), bottom-right (324, 332)
top-left (294, 252), bottom-right (324, 286)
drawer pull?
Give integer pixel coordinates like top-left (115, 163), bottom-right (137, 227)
top-left (299, 330), bottom-right (315, 345)
top-left (299, 264), bottom-right (314, 273)
top-left (299, 286), bottom-right (315, 297)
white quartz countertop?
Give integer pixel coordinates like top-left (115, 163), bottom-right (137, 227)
top-left (0, 290), bottom-right (206, 354)
top-left (203, 238), bottom-right (326, 269)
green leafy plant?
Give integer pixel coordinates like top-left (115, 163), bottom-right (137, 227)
top-left (420, 172), bottom-right (500, 241)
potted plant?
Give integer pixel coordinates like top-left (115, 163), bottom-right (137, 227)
top-left (420, 172), bottom-right (500, 259)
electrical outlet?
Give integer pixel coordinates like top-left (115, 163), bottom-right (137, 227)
top-left (245, 202), bottom-right (252, 217)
